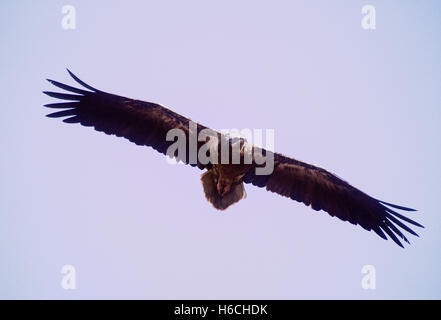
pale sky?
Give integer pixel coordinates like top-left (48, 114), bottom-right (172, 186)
top-left (1, 0), bottom-right (440, 299)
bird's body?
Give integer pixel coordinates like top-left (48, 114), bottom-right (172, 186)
top-left (202, 139), bottom-right (252, 210)
top-left (43, 70), bottom-right (423, 247)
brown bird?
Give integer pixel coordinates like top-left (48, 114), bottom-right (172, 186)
top-left (43, 70), bottom-right (423, 247)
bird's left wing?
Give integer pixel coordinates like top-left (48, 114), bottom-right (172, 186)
top-left (43, 70), bottom-right (216, 169)
top-left (243, 151), bottom-right (423, 247)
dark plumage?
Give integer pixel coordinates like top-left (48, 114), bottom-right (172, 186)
top-left (43, 70), bottom-right (423, 247)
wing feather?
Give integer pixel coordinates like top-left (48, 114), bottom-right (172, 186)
top-left (244, 152), bottom-right (422, 247)
top-left (43, 70), bottom-right (217, 169)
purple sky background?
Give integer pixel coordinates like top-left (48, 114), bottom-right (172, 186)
top-left (1, 1), bottom-right (440, 298)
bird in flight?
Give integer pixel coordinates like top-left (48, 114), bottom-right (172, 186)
top-left (43, 70), bottom-right (423, 247)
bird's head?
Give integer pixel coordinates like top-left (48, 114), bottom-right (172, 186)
top-left (216, 180), bottom-right (232, 197)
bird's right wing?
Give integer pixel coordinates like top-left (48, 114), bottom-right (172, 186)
top-left (43, 70), bottom-right (218, 169)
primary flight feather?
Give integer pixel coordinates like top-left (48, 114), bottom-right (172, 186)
top-left (43, 70), bottom-right (423, 247)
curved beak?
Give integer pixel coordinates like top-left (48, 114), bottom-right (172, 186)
top-left (217, 182), bottom-right (231, 196)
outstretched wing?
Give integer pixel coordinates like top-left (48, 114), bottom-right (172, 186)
top-left (43, 69), bottom-right (217, 169)
top-left (243, 152), bottom-right (423, 247)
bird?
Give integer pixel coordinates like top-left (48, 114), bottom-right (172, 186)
top-left (43, 69), bottom-right (423, 248)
